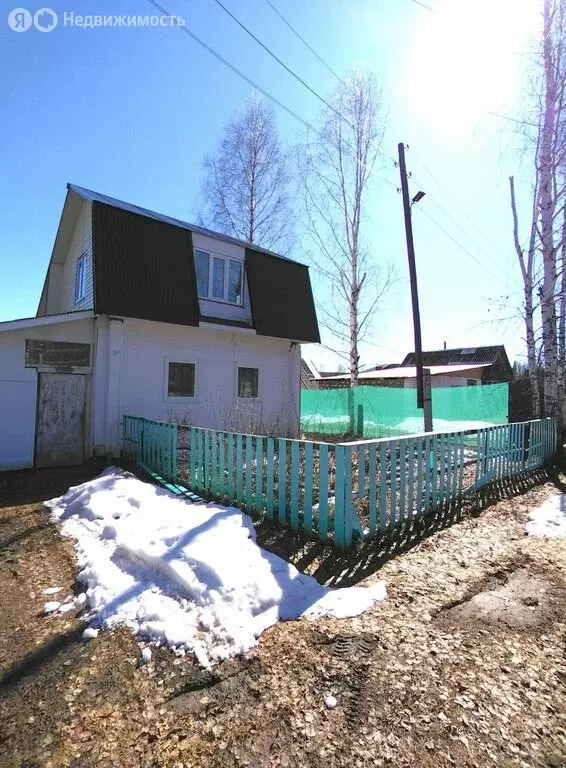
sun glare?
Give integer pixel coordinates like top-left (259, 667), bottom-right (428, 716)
top-left (406, 0), bottom-right (541, 136)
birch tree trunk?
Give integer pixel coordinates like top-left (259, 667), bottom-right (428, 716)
top-left (509, 175), bottom-right (541, 416)
top-left (539, 0), bottom-right (561, 423)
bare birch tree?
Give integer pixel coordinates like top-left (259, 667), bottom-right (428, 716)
top-left (509, 0), bottom-right (566, 426)
top-left (509, 174), bottom-right (541, 416)
top-left (200, 95), bottom-right (293, 252)
top-left (300, 71), bottom-right (390, 386)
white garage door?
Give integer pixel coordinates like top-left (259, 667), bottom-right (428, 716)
top-left (0, 381), bottom-right (37, 470)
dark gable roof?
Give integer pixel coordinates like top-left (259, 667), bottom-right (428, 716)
top-left (74, 184), bottom-right (319, 342)
top-left (245, 248), bottom-right (320, 343)
top-left (402, 345), bottom-right (510, 368)
top-left (92, 201), bottom-right (200, 326)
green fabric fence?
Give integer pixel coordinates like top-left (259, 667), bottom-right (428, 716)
top-left (300, 383), bottom-right (509, 437)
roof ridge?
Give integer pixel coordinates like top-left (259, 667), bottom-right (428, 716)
top-left (67, 183), bottom-right (304, 266)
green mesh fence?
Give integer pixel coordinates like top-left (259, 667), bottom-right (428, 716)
top-left (300, 383), bottom-right (509, 437)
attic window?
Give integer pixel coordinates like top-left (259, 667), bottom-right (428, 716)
top-left (461, 348), bottom-right (476, 355)
top-left (75, 252), bottom-right (87, 303)
top-left (195, 249), bottom-right (243, 305)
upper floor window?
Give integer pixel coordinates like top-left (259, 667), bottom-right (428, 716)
top-left (75, 252), bottom-right (87, 304)
top-left (195, 249), bottom-right (243, 305)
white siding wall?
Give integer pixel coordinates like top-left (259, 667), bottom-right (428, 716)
top-left (403, 375), bottom-right (482, 388)
top-left (0, 319), bottom-right (95, 469)
top-left (95, 316), bottom-right (300, 452)
top-left (60, 201), bottom-right (94, 313)
top-left (192, 232), bottom-right (253, 325)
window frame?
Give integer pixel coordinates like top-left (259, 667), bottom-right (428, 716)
top-left (466, 378), bottom-right (478, 386)
top-left (237, 366), bottom-right (259, 399)
top-left (75, 251), bottom-right (87, 304)
top-left (166, 360), bottom-right (196, 400)
top-left (194, 248), bottom-right (244, 306)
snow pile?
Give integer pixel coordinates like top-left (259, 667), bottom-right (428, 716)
top-left (526, 495), bottom-right (566, 538)
top-left (46, 468), bottom-right (385, 665)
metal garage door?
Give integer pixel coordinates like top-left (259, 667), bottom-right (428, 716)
top-left (0, 381), bottom-right (37, 470)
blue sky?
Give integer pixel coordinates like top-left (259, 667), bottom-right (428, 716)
top-left (0, 0), bottom-right (539, 367)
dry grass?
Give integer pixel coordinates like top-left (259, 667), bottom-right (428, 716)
top-left (1, 462), bottom-right (566, 767)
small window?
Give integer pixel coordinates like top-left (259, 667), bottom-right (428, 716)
top-left (168, 362), bottom-right (195, 397)
top-left (212, 256), bottom-right (225, 299)
top-left (467, 379), bottom-right (478, 386)
top-left (75, 252), bottom-right (87, 303)
top-left (228, 260), bottom-right (243, 304)
top-left (238, 367), bottom-right (258, 398)
top-left (195, 250), bottom-right (210, 297)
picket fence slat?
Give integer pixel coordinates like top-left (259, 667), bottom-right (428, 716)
top-left (278, 439), bottom-right (287, 524)
top-left (290, 441), bottom-right (300, 530)
top-left (245, 435), bottom-right (253, 509)
top-left (304, 442), bottom-right (313, 532)
top-left (318, 444), bottom-right (329, 540)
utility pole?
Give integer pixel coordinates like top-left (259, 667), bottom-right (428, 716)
top-left (398, 141), bottom-right (432, 432)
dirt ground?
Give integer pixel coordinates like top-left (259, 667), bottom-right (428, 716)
top-left (1, 461), bottom-right (566, 768)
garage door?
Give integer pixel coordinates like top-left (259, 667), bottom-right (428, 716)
top-left (0, 381), bottom-right (37, 470)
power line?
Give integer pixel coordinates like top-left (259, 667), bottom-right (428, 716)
top-left (144, 0), bottom-right (319, 132)
top-left (145, 0), bottom-right (507, 284)
top-left (414, 205), bottom-right (510, 288)
top-left (410, 0), bottom-right (437, 11)
top-left (488, 110), bottom-right (540, 129)
top-left (210, 0), bottom-right (347, 124)
top-left (262, 0), bottom-right (347, 89)
top-left (409, 150), bottom-right (507, 256)
top-left (144, 0), bottom-right (392, 182)
top-left (409, 172), bottom-right (509, 281)
top-left (210, 0), bottom-right (399, 168)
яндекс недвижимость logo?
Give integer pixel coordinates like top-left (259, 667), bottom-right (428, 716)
top-left (8, 7), bottom-right (58, 32)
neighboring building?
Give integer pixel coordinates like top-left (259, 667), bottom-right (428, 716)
top-left (0, 184), bottom-right (319, 470)
top-left (401, 346), bottom-right (513, 384)
top-left (316, 363), bottom-right (497, 389)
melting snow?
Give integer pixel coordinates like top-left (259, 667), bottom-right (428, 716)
top-left (43, 586), bottom-right (62, 595)
top-left (526, 495), bottom-right (566, 538)
top-left (46, 468), bottom-right (386, 666)
top-left (43, 601), bottom-right (61, 614)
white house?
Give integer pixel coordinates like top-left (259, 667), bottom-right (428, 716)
top-left (0, 184), bottom-right (320, 470)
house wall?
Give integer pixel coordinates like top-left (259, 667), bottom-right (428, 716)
top-left (192, 232), bottom-right (253, 325)
top-left (403, 375), bottom-right (482, 388)
top-left (94, 316), bottom-right (301, 454)
top-left (0, 319), bottom-right (95, 469)
top-left (60, 201), bottom-right (94, 314)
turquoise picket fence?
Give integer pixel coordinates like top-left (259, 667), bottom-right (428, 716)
top-left (122, 416), bottom-right (557, 549)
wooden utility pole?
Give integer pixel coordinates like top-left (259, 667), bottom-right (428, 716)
top-left (398, 141), bottom-right (432, 431)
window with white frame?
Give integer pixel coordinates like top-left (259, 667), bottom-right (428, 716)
top-left (195, 249), bottom-right (243, 305)
top-left (238, 367), bottom-right (258, 398)
top-left (168, 362), bottom-right (195, 397)
top-left (75, 252), bottom-right (87, 304)
top-left (467, 379), bottom-right (478, 386)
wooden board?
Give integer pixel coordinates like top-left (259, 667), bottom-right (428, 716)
top-left (35, 373), bottom-right (89, 467)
